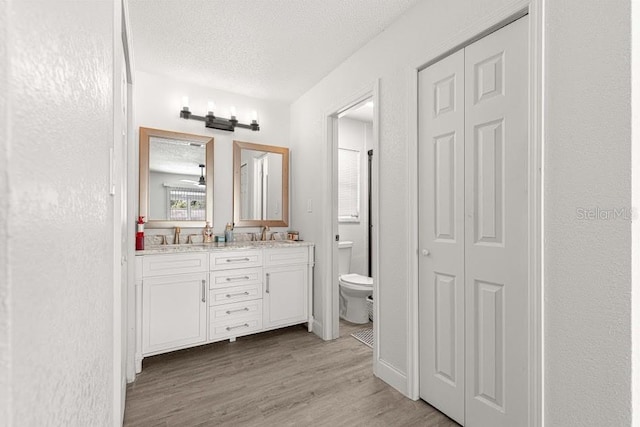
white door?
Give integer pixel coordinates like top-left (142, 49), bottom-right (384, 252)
top-left (418, 15), bottom-right (529, 427)
top-left (418, 48), bottom-right (466, 425)
top-left (464, 16), bottom-right (529, 427)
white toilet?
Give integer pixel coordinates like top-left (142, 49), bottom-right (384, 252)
top-left (338, 241), bottom-right (373, 324)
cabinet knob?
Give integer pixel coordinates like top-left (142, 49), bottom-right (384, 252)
top-left (421, 249), bottom-right (430, 257)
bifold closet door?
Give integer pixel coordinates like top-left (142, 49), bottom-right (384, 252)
top-left (418, 15), bottom-right (529, 427)
top-left (464, 15), bottom-right (529, 427)
top-left (418, 49), bottom-right (466, 425)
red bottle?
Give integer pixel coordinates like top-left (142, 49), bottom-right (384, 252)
top-left (136, 216), bottom-right (145, 251)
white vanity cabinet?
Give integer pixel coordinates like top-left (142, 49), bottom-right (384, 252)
top-left (134, 243), bottom-right (314, 374)
top-left (263, 248), bottom-right (309, 330)
top-left (137, 253), bottom-right (208, 359)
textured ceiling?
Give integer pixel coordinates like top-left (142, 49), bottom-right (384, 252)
top-left (128, 0), bottom-right (420, 101)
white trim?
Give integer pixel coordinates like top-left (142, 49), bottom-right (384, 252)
top-left (322, 82), bottom-right (380, 342)
top-left (376, 358), bottom-right (408, 396)
top-left (408, 2), bottom-right (544, 425)
top-left (312, 318), bottom-right (323, 337)
top-left (406, 66), bottom-right (420, 400)
top-left (528, 1), bottom-right (545, 426)
top-left (370, 81), bottom-right (381, 379)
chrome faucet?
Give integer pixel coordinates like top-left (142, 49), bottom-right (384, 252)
top-left (174, 227), bottom-right (181, 245)
top-left (261, 226), bottom-right (270, 241)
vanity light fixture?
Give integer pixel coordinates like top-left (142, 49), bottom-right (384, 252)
top-left (180, 97), bottom-right (260, 132)
top-left (198, 164), bottom-right (206, 186)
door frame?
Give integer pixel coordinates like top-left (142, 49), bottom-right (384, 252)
top-left (114, 0), bottom-right (134, 425)
top-left (321, 81), bottom-right (380, 346)
top-left (407, 1), bottom-right (544, 426)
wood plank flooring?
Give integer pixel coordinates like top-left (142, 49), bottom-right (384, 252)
top-left (124, 321), bottom-right (458, 426)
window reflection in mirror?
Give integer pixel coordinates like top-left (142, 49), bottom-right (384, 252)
top-left (139, 127), bottom-right (214, 228)
top-left (148, 136), bottom-right (207, 221)
top-left (233, 141), bottom-right (289, 227)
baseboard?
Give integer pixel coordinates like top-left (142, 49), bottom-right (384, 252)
top-left (312, 319), bottom-right (324, 339)
top-left (374, 358), bottom-right (408, 397)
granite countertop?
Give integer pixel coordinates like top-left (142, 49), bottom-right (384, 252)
top-left (136, 240), bottom-right (313, 255)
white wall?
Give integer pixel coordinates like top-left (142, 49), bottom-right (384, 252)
top-left (290, 0), bottom-right (635, 423)
top-left (545, 1), bottom-right (632, 425)
top-left (4, 0), bottom-right (118, 424)
top-left (0, 1), bottom-right (8, 423)
top-left (134, 71), bottom-right (291, 233)
top-left (291, 0), bottom-right (524, 386)
top-left (338, 117), bottom-right (372, 276)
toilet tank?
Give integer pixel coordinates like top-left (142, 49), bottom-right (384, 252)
top-left (338, 241), bottom-right (353, 275)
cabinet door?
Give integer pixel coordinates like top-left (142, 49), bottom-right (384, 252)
top-left (142, 272), bottom-right (207, 355)
top-left (263, 265), bottom-right (307, 329)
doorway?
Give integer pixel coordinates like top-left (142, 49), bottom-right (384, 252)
top-left (336, 98), bottom-right (374, 339)
top-left (323, 83), bottom-right (379, 352)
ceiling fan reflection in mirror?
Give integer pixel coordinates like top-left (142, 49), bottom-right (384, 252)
top-left (179, 164), bottom-right (206, 187)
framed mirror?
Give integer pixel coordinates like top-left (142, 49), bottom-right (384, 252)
top-left (233, 141), bottom-right (289, 227)
top-left (139, 127), bottom-right (214, 228)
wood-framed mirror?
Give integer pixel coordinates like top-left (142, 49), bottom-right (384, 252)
top-left (233, 141), bottom-right (289, 227)
top-left (139, 127), bottom-right (214, 228)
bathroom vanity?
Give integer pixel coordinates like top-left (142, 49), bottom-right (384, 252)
top-left (134, 241), bottom-right (314, 373)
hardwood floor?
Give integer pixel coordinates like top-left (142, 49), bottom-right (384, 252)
top-left (124, 321), bottom-right (458, 426)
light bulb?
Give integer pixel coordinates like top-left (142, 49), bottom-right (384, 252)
top-left (251, 110), bottom-right (259, 123)
top-left (230, 106), bottom-right (237, 118)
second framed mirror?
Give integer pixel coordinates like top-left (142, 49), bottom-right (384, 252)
top-left (233, 141), bottom-right (289, 227)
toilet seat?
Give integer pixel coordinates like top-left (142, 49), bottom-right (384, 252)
top-left (339, 273), bottom-right (373, 290)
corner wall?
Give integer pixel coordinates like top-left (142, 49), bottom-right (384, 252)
top-left (290, 0), bottom-right (635, 423)
top-left (290, 0), bottom-right (526, 389)
top-left (6, 0), bottom-right (118, 424)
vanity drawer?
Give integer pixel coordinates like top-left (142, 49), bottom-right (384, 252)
top-left (209, 283), bottom-right (262, 306)
top-left (210, 250), bottom-right (262, 270)
top-left (142, 253), bottom-right (208, 277)
top-left (209, 299), bottom-right (262, 323)
top-left (263, 247), bottom-right (309, 266)
top-left (210, 267), bottom-right (262, 289)
top-left (209, 314), bottom-right (262, 341)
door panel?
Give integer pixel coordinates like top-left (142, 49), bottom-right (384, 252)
top-left (464, 15), bottom-right (529, 427)
top-left (418, 48), bottom-right (465, 425)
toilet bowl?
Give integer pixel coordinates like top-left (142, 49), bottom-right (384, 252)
top-left (339, 273), bottom-right (373, 324)
top-left (338, 241), bottom-right (374, 324)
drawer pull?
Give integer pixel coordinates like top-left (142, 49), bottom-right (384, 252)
top-left (226, 307), bottom-right (250, 315)
top-left (266, 273), bottom-right (270, 294)
top-left (225, 291), bottom-right (250, 298)
top-left (226, 276), bottom-right (250, 282)
top-left (201, 280), bottom-right (206, 303)
top-left (226, 323), bottom-right (249, 331)
top-left (225, 257), bottom-right (251, 263)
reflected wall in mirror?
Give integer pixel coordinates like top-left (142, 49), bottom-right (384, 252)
top-left (233, 141), bottom-right (289, 227)
top-left (139, 127), bottom-right (214, 228)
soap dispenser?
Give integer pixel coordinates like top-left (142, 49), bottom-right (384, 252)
top-left (203, 222), bottom-right (214, 243)
top-left (224, 223), bottom-right (234, 243)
